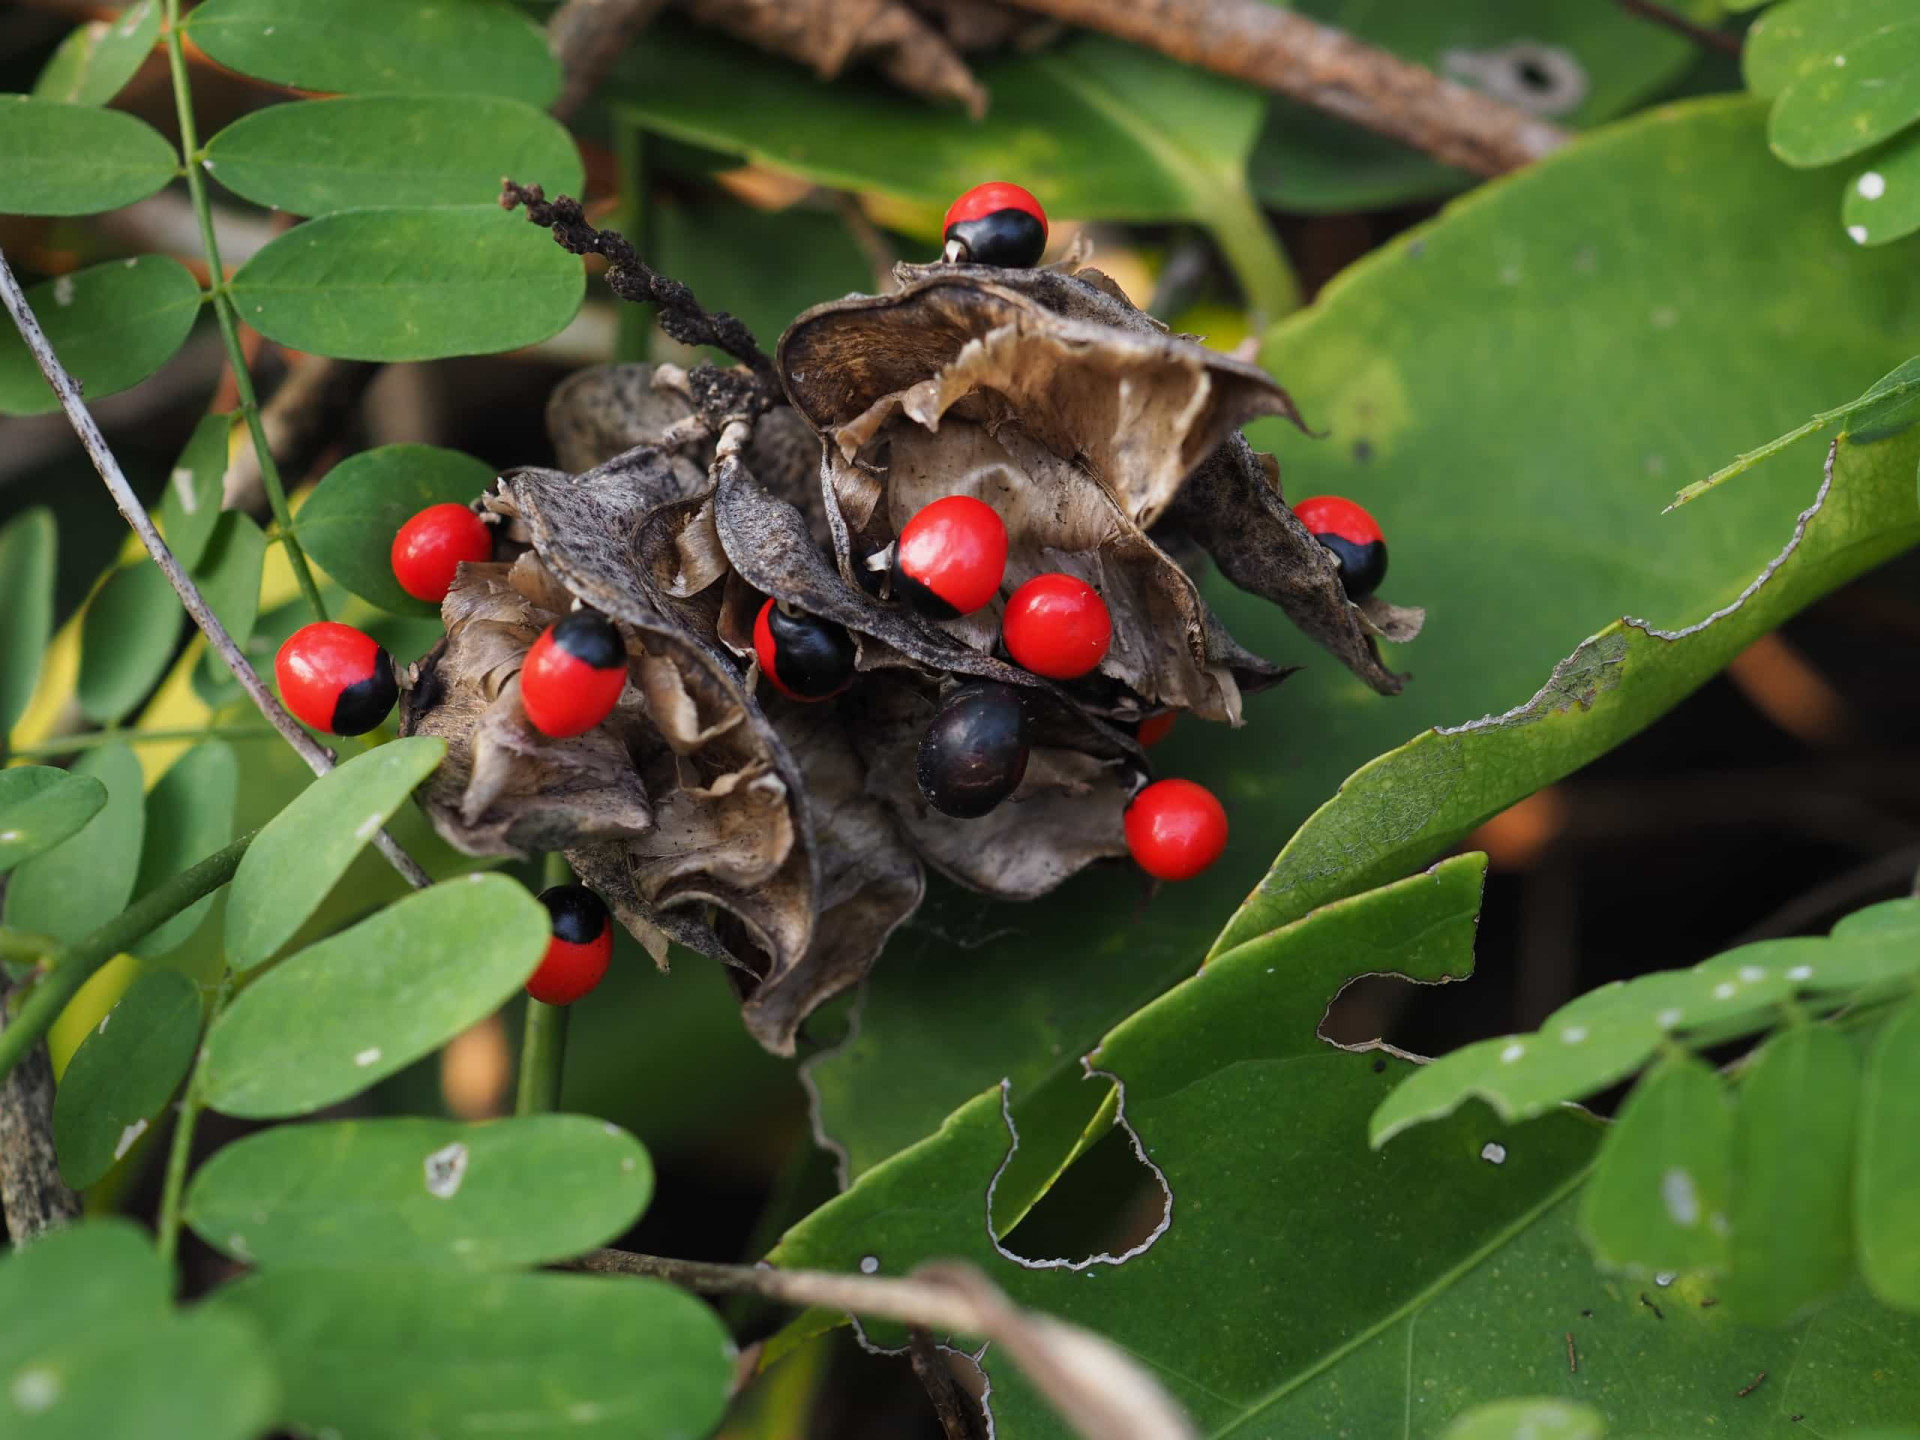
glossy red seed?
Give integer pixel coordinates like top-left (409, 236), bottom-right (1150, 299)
top-left (1136, 712), bottom-right (1176, 747)
top-left (391, 503), bottom-right (490, 603)
top-left (1292, 495), bottom-right (1383, 547)
top-left (275, 621), bottom-right (396, 736)
top-left (1125, 778), bottom-right (1228, 881)
top-left (944, 181), bottom-right (1047, 235)
top-left (528, 884), bottom-right (612, 1005)
top-left (1002, 573), bottom-right (1111, 680)
top-left (894, 496), bottom-right (1007, 617)
top-left (521, 613), bottom-right (627, 738)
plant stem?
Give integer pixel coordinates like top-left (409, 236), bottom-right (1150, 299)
top-left (156, 973), bottom-right (228, 1273)
top-left (1207, 180), bottom-right (1302, 328)
top-left (160, 0), bottom-right (326, 623)
top-left (0, 832), bottom-right (255, 1088)
top-left (516, 852), bottom-right (573, 1114)
top-left (7, 725), bottom-right (278, 759)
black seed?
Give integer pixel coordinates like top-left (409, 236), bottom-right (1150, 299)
top-left (538, 883), bottom-right (609, 946)
top-left (945, 209), bottom-right (1046, 268)
top-left (890, 562), bottom-right (963, 619)
top-left (1314, 533), bottom-right (1388, 602)
top-left (330, 646), bottom-right (397, 736)
top-left (768, 606), bottom-right (856, 699)
top-left (552, 608), bottom-right (625, 670)
top-left (917, 681), bottom-right (1030, 818)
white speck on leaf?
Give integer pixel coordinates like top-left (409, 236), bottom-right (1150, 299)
top-left (354, 813), bottom-right (383, 841)
top-left (1657, 1007), bottom-right (1684, 1030)
top-left (1560, 1026), bottom-right (1587, 1044)
top-left (620, 1157), bottom-right (636, 1173)
top-left (11, 1366), bottom-right (59, 1413)
top-left (1500, 1041), bottom-right (1525, 1063)
top-left (1712, 981), bottom-right (1738, 1000)
top-left (0, 831), bottom-right (18, 843)
top-left (228, 1233), bottom-right (251, 1260)
top-left (602, 1121), bottom-right (620, 1135)
top-left (1499, 264), bottom-right (1522, 286)
top-left (859, 1255), bottom-right (880, 1274)
top-left (1835, 54), bottom-right (1848, 66)
top-left (113, 1118), bottom-right (148, 1160)
top-left (1859, 171), bottom-right (1887, 200)
top-left (263, 24), bottom-right (274, 34)
top-left (424, 1142), bottom-right (469, 1198)
top-left (1787, 964), bottom-right (1814, 981)
top-left (353, 1046), bottom-right (382, 1067)
top-left (1655, 1270), bottom-right (1676, 1287)
top-left (1849, 224), bottom-right (1870, 244)
top-left (1662, 1167), bottom-right (1700, 1226)
top-left (1710, 1211), bottom-right (1731, 1237)
top-left (170, 467), bottom-right (198, 513)
top-left (1481, 1142), bottom-right (1507, 1165)
top-left (568, 1402), bottom-right (604, 1422)
top-left (52, 276), bottom-right (74, 308)
top-left (1738, 965), bottom-right (1766, 983)
top-left (1651, 305), bottom-right (1677, 328)
top-left (96, 1013), bottom-right (110, 1035)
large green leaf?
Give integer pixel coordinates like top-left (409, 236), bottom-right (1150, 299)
top-left (295, 444), bottom-right (497, 616)
top-left (0, 97), bottom-right (176, 216)
top-left (0, 768), bottom-right (105, 876)
top-left (155, 412), bottom-right (234, 571)
top-left (2, 742), bottom-right (144, 944)
top-left (205, 95), bottom-right (582, 216)
top-left (0, 1218), bottom-right (277, 1440)
top-left (208, 1265), bottom-right (732, 1440)
top-left (51, 968), bottom-right (203, 1189)
top-left (30, 0), bottom-right (161, 106)
top-left (1857, 996), bottom-right (1920, 1310)
top-left (773, 858), bottom-right (1920, 1435)
top-left (202, 874), bottom-right (546, 1117)
top-left (227, 207), bottom-right (586, 362)
top-left (224, 736), bottom-right (447, 970)
top-left (0, 507), bottom-right (57, 735)
top-left (185, 1115), bottom-right (652, 1270)
top-left (76, 560), bottom-right (183, 723)
top-left (185, 0), bottom-right (559, 107)
top-left (615, 27), bottom-right (1297, 318)
top-left (804, 96), bottom-right (1920, 1192)
top-left (1769, 19), bottom-right (1920, 167)
top-left (0, 256), bottom-right (203, 417)
top-left (131, 741), bottom-right (240, 958)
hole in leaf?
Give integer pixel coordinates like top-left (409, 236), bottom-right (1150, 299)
top-left (994, 1122), bottom-right (1167, 1268)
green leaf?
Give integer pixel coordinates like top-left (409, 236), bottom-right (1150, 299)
top-left (616, 27), bottom-right (1298, 318)
top-left (295, 444), bottom-right (496, 615)
top-left (1842, 137), bottom-right (1920, 247)
top-left (224, 737), bottom-right (447, 971)
top-left (1724, 1023), bottom-right (1860, 1325)
top-left (131, 741), bottom-right (240, 958)
top-left (185, 0), bottom-right (558, 107)
top-left (0, 256), bottom-right (203, 418)
top-left (0, 507), bottom-right (56, 735)
top-left (3, 743), bottom-right (145, 944)
top-left (208, 1265), bottom-right (731, 1440)
top-left (1855, 995), bottom-right (1920, 1310)
top-left (188, 510), bottom-right (266, 650)
top-left (30, 0), bottom-right (161, 106)
top-left (1745, 0), bottom-right (1914, 98)
top-left (52, 969), bottom-right (202, 1189)
top-left (1579, 1053), bottom-right (1733, 1279)
top-left (1441, 1399), bottom-right (1605, 1440)
top-left (0, 96), bottom-right (176, 215)
top-left (227, 207), bottom-right (585, 362)
top-left (205, 94), bottom-right (582, 216)
top-left (0, 768), bottom-right (105, 875)
top-left (1770, 20), bottom-right (1920, 167)
top-left (155, 412), bottom-right (233, 571)
top-left (0, 1219), bottom-right (278, 1440)
top-left (203, 874), bottom-right (545, 1117)
top-left (185, 1115), bottom-right (652, 1270)
top-left (76, 561), bottom-right (183, 724)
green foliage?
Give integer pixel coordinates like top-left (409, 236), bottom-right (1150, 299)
top-left (1744, 0), bottom-right (1913, 97)
top-left (0, 508), bottom-right (55, 735)
top-left (0, 1219), bottom-right (278, 1440)
top-left (3, 743), bottom-right (144, 944)
top-left (131, 741), bottom-right (240, 958)
top-left (1857, 998), bottom-right (1920, 1310)
top-left (189, 511), bottom-right (268, 652)
top-left (1769, 19), bottom-right (1920, 166)
top-left (0, 768), bottom-right (105, 875)
top-left (52, 969), bottom-right (203, 1189)
top-left (154, 412), bottom-right (233, 572)
top-left (76, 561), bottom-right (182, 724)
top-left (224, 737), bottom-right (450, 970)
top-left (31, 0), bottom-right (161, 107)
top-left (0, 257), bottom-right (202, 417)
top-left (203, 874), bottom-right (547, 1117)
top-left (209, 1267), bottom-right (732, 1440)
top-left (0, 98), bottom-right (177, 217)
top-left (1440, 1399), bottom-right (1604, 1440)
top-left (185, 1116), bottom-right (653, 1270)
top-left (295, 444), bottom-right (498, 616)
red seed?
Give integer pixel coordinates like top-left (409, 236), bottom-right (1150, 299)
top-left (893, 496), bottom-right (1008, 617)
top-left (1136, 712), bottom-right (1176, 747)
top-left (521, 610), bottom-right (626, 738)
top-left (528, 884), bottom-right (612, 1005)
top-left (1002, 573), bottom-right (1111, 680)
top-left (275, 622), bottom-right (396, 737)
top-left (1125, 778), bottom-right (1228, 881)
top-left (391, 503), bottom-right (491, 604)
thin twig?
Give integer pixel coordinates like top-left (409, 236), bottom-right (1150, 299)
top-left (156, 973), bottom-right (230, 1272)
top-left (910, 1326), bottom-right (981, 1440)
top-left (1615, 0), bottom-right (1742, 56)
top-left (0, 247), bottom-right (433, 893)
top-left (1737, 1372), bottom-right (1767, 1398)
top-left (996, 0), bottom-right (1569, 175)
top-left (0, 978), bottom-right (80, 1242)
top-left (547, 0), bottom-right (672, 122)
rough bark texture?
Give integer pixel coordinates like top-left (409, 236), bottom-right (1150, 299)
top-left (0, 979), bottom-right (80, 1242)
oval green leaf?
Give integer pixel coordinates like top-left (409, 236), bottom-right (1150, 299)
top-left (0, 96), bottom-right (177, 216)
top-left (205, 94), bottom-right (582, 217)
top-left (132, 741), bottom-right (240, 959)
top-left (203, 874), bottom-right (545, 1117)
top-left (1770, 19), bottom-right (1920, 167)
top-left (227, 207), bottom-right (585, 362)
top-left (0, 767), bottom-right (105, 876)
top-left (52, 969), bottom-right (203, 1190)
top-left (189, 509), bottom-right (266, 650)
top-left (223, 736), bottom-right (447, 971)
top-left (31, 0), bottom-right (161, 106)
top-left (1441, 1398), bottom-right (1606, 1440)
top-left (1855, 995), bottom-right (1920, 1309)
top-left (76, 561), bottom-right (184, 724)
top-left (1746, 0), bottom-right (1914, 98)
top-left (155, 411), bottom-right (234, 571)
top-left (186, 0), bottom-right (558, 107)
top-left (0, 256), bottom-right (203, 418)
top-left (0, 1218), bottom-right (279, 1440)
top-left (185, 1115), bottom-right (652, 1270)
top-left (1842, 136), bottom-right (1920, 247)
top-left (209, 1264), bottom-right (730, 1440)
top-left (0, 507), bottom-right (56, 735)
top-left (2, 742), bottom-right (145, 944)
top-left (296, 444), bottom-right (497, 615)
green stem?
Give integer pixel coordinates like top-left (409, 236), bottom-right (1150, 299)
top-left (7, 725), bottom-right (278, 759)
top-left (0, 931), bottom-right (60, 968)
top-left (516, 851), bottom-right (574, 1114)
top-left (156, 973), bottom-right (227, 1273)
top-left (1207, 180), bottom-right (1302, 332)
top-left (0, 831), bottom-right (255, 1087)
top-left (161, 0), bottom-right (326, 623)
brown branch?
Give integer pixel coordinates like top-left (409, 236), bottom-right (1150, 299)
top-left (0, 978), bottom-right (80, 1242)
top-left (547, 0), bottom-right (673, 122)
top-left (1615, 0), bottom-right (1742, 57)
top-left (910, 1326), bottom-right (983, 1440)
top-left (996, 0), bottom-right (1570, 176)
